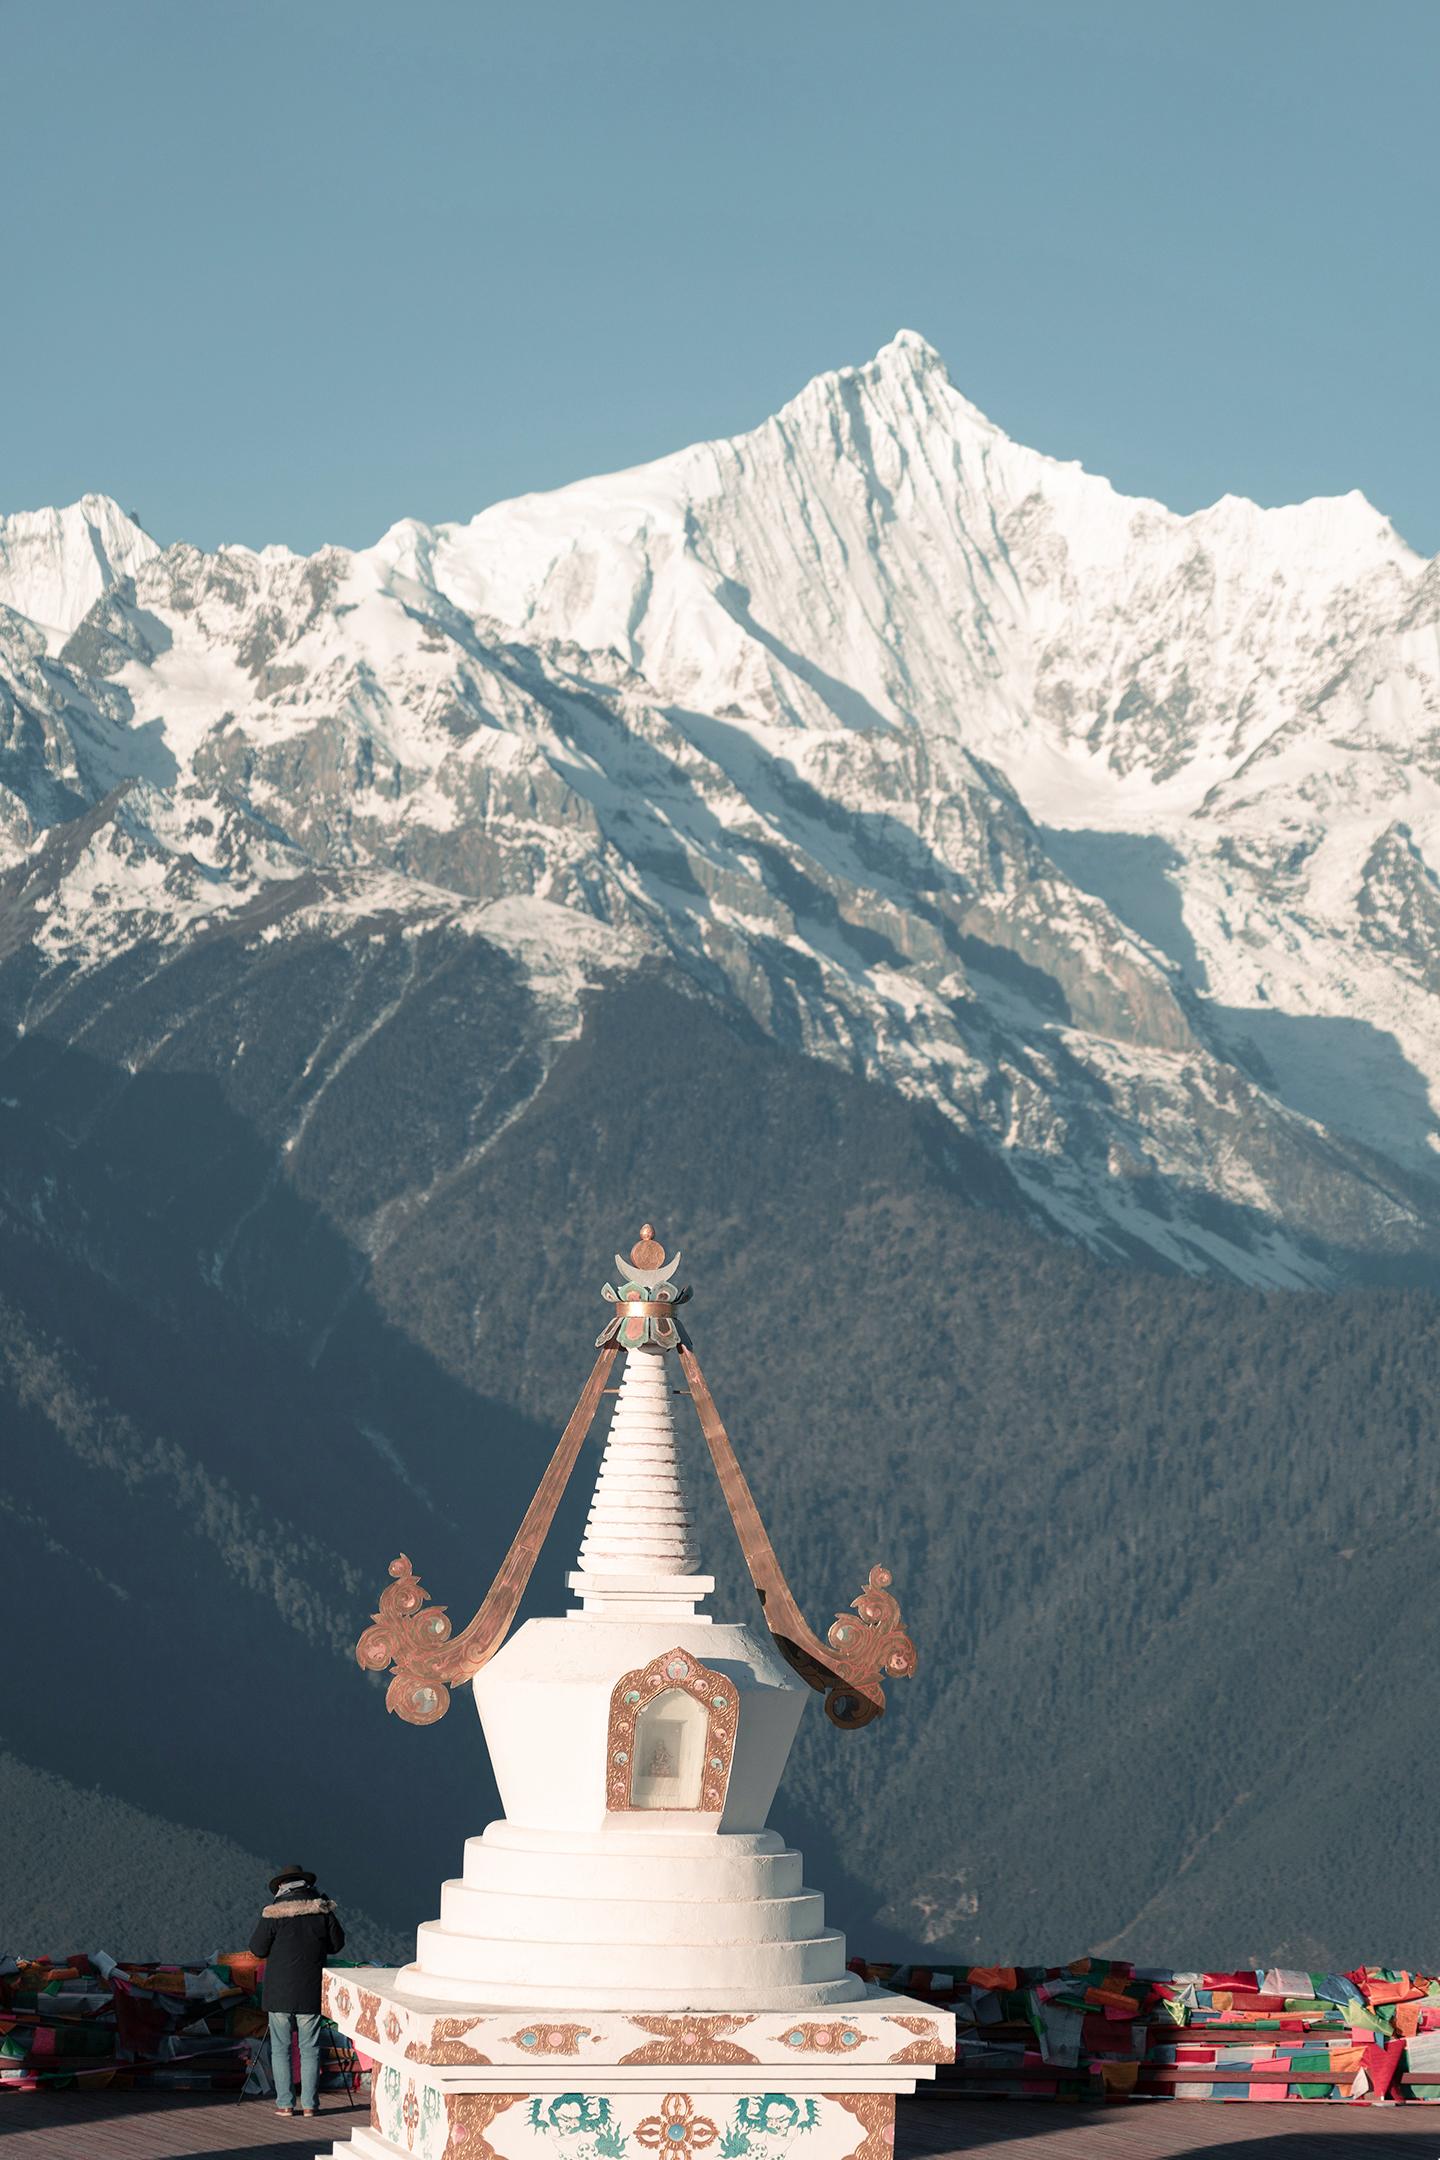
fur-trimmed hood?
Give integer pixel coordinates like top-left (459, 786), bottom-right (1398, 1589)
top-left (249, 1891), bottom-right (345, 2012)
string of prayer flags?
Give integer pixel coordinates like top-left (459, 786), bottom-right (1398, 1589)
top-left (0, 1951), bottom-right (362, 2095)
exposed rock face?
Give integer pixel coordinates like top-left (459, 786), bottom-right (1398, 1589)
top-left (3, 332), bottom-right (1440, 1293)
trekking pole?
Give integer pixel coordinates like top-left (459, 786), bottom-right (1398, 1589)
top-left (235, 2025), bottom-right (271, 2104)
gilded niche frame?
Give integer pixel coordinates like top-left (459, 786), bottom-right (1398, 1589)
top-left (606, 1647), bottom-right (738, 1812)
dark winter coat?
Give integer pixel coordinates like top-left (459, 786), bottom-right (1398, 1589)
top-left (248, 1891), bottom-right (346, 2012)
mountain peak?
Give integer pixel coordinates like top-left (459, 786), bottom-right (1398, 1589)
top-left (874, 326), bottom-right (945, 369)
top-left (821, 326), bottom-right (953, 399)
top-left (0, 494), bottom-right (159, 649)
top-left (770, 327), bottom-right (999, 451)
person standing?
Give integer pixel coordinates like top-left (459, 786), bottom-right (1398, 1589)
top-left (248, 1865), bottom-right (346, 2117)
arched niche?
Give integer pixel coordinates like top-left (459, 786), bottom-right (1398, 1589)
top-left (605, 1647), bottom-right (737, 1813)
top-left (630, 1688), bottom-right (708, 1807)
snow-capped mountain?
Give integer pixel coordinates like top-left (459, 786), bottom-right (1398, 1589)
top-left (0, 493), bottom-right (159, 653)
top-left (4, 330), bottom-right (1439, 1284)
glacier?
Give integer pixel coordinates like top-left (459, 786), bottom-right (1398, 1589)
top-left (3, 329), bottom-right (1439, 1285)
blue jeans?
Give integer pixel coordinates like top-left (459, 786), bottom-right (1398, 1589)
top-left (268, 2009), bottom-right (322, 2110)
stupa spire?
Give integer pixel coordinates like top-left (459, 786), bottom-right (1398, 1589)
top-left (358, 1218), bottom-right (916, 1726)
top-left (569, 1225), bottom-right (714, 1618)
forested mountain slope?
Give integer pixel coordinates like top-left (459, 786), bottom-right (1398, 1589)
top-left (5, 967), bottom-right (1437, 1966)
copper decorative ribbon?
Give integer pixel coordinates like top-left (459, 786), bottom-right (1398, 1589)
top-left (355, 1344), bottom-right (617, 1722)
top-left (679, 1342), bottom-right (916, 1727)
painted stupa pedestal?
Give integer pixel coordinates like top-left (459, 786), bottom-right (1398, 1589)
top-left (317, 1229), bottom-right (953, 2160)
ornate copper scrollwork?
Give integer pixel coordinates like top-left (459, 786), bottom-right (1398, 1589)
top-left (604, 1647), bottom-right (739, 1811)
top-left (355, 1554), bottom-right (458, 1725)
top-left (821, 1565), bottom-right (918, 1728)
top-left (354, 1342), bottom-right (618, 1723)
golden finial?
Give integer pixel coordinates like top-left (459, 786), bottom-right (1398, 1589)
top-left (630, 1222), bottom-right (665, 1269)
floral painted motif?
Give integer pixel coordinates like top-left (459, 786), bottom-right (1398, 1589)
top-left (825, 2094), bottom-right (894, 2160)
top-left (442, 2091), bottom-right (527, 2160)
top-left (506, 2023), bottom-right (597, 2056)
top-left (882, 2014), bottom-right (953, 2065)
top-left (772, 2022), bottom-right (867, 2053)
top-left (354, 1985), bottom-right (382, 2042)
top-left (407, 2015), bottom-right (495, 2066)
top-left (385, 2008), bottom-right (404, 2046)
top-left (376, 2071), bottom-right (450, 2160)
top-left (635, 2093), bottom-right (720, 2160)
top-left (620, 2016), bottom-right (758, 2066)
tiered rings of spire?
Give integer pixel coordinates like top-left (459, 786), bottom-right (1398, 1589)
top-left (569, 1338), bottom-right (714, 1619)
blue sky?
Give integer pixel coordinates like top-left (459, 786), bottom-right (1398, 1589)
top-left (5, 0), bottom-right (1436, 555)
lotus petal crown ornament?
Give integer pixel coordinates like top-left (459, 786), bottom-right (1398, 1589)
top-left (356, 1225), bottom-right (917, 1729)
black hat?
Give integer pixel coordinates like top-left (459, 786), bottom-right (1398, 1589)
top-left (269, 1865), bottom-right (317, 1893)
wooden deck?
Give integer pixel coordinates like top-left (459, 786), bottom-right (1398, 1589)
top-left (1, 2092), bottom-right (1438, 2159)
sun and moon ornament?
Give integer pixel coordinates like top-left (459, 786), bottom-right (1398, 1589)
top-left (597, 1222), bottom-right (690, 1351)
top-left (355, 1224), bottom-right (917, 1730)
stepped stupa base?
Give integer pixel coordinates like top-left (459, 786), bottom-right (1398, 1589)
top-left (316, 1967), bottom-right (953, 2160)
top-left (330, 1229), bottom-right (952, 2157)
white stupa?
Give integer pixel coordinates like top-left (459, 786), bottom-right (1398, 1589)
top-left (320, 1227), bottom-right (952, 2160)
